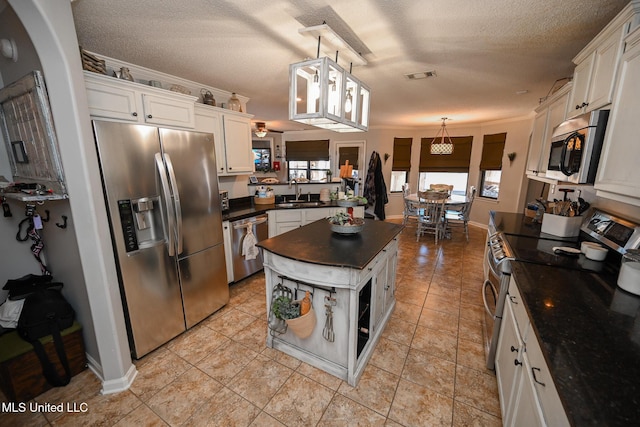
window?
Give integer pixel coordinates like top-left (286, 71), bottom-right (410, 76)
top-left (390, 137), bottom-right (412, 192)
top-left (479, 133), bottom-right (506, 199)
top-left (419, 172), bottom-right (468, 195)
top-left (418, 136), bottom-right (473, 193)
top-left (286, 140), bottom-right (330, 181)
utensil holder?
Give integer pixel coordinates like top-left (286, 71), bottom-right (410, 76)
top-left (541, 213), bottom-right (583, 237)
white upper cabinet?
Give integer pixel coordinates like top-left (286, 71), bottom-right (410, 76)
top-left (84, 72), bottom-right (196, 129)
top-left (595, 26), bottom-right (640, 206)
top-left (195, 105), bottom-right (255, 176)
top-left (525, 83), bottom-right (571, 183)
top-left (567, 4), bottom-right (640, 118)
top-left (222, 114), bottom-right (254, 174)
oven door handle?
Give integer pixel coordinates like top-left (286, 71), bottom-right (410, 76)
top-left (483, 279), bottom-right (498, 318)
top-left (485, 246), bottom-right (501, 278)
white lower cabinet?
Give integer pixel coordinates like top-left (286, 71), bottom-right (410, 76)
top-left (268, 206), bottom-right (364, 237)
top-left (496, 276), bottom-right (569, 427)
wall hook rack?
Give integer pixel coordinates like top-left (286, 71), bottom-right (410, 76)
top-left (41, 209), bottom-right (50, 222)
top-left (56, 215), bottom-right (67, 229)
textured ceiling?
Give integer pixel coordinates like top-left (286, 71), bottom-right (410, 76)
top-left (71, 0), bottom-right (629, 131)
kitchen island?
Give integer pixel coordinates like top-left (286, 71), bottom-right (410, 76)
top-left (257, 219), bottom-right (403, 386)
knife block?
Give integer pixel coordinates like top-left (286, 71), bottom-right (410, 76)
top-left (541, 213), bottom-right (583, 237)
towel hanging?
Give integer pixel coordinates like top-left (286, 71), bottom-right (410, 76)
top-left (242, 225), bottom-right (259, 260)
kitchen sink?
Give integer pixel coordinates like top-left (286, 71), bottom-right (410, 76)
top-left (276, 201), bottom-right (325, 208)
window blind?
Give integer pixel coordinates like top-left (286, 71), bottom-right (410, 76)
top-left (285, 140), bottom-right (329, 161)
top-left (479, 133), bottom-right (507, 170)
top-left (419, 136), bottom-right (473, 172)
top-left (392, 138), bottom-right (412, 171)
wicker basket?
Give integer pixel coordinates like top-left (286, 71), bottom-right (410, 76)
top-left (285, 307), bottom-right (316, 338)
top-left (254, 196), bottom-right (275, 205)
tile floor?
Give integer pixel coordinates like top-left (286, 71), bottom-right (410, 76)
top-left (0, 221), bottom-right (501, 426)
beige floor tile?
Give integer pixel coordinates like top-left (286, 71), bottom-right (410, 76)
top-left (381, 316), bottom-right (417, 346)
top-left (249, 411), bottom-right (286, 426)
top-left (401, 348), bottom-right (456, 397)
top-left (419, 307), bottom-right (459, 337)
top-left (48, 389), bottom-right (142, 426)
top-left (296, 362), bottom-right (343, 391)
top-left (425, 293), bottom-right (461, 315)
top-left (456, 338), bottom-right (487, 372)
top-left (369, 336), bottom-right (410, 376)
top-left (186, 386), bottom-right (261, 426)
top-left (196, 340), bottom-right (259, 385)
top-left (452, 400), bottom-right (502, 427)
top-left (264, 372), bottom-right (334, 427)
top-left (394, 286), bottom-right (427, 307)
top-left (0, 405), bottom-right (49, 427)
top-left (204, 307), bottom-right (258, 338)
top-left (337, 364), bottom-right (399, 416)
top-left (454, 365), bottom-right (501, 417)
top-left (232, 317), bottom-right (269, 353)
top-left (393, 300), bottom-right (422, 324)
top-left (411, 325), bottom-right (458, 362)
top-left (261, 347), bottom-right (303, 370)
top-left (166, 323), bottom-right (228, 364)
top-left (112, 403), bottom-right (169, 426)
top-left (429, 281), bottom-right (462, 301)
top-left (130, 348), bottom-right (192, 402)
top-left (458, 317), bottom-right (483, 344)
top-left (388, 379), bottom-right (453, 427)
top-left (146, 367), bottom-right (222, 426)
top-left (228, 354), bottom-right (294, 408)
top-left (318, 393), bottom-right (386, 426)
top-left (459, 303), bottom-right (484, 323)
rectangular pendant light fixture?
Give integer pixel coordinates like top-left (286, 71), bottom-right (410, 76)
top-left (289, 25), bottom-right (370, 132)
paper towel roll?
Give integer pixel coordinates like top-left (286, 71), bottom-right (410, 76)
top-left (618, 262), bottom-right (640, 296)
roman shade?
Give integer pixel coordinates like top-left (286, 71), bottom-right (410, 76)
top-left (392, 138), bottom-right (412, 171)
top-left (419, 136), bottom-right (473, 172)
top-left (479, 132), bottom-right (507, 170)
top-left (285, 140), bottom-right (329, 161)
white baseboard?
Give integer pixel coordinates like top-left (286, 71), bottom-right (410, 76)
top-left (86, 353), bottom-right (138, 395)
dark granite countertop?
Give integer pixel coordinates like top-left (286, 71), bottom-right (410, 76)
top-left (221, 196), bottom-right (366, 222)
top-left (493, 212), bottom-right (640, 426)
top-left (257, 219), bottom-right (403, 270)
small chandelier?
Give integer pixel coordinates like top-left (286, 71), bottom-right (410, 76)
top-left (254, 122), bottom-right (268, 138)
top-left (430, 118), bottom-right (454, 155)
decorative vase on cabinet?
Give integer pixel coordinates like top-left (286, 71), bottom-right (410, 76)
top-left (228, 92), bottom-right (242, 112)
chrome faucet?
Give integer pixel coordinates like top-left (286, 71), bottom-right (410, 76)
top-left (289, 179), bottom-right (302, 201)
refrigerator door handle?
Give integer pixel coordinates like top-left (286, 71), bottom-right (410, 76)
top-left (155, 152), bottom-right (176, 256)
top-left (164, 153), bottom-right (183, 255)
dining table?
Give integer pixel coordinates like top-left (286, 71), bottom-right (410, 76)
top-left (404, 192), bottom-right (470, 207)
top-left (405, 193), bottom-right (471, 240)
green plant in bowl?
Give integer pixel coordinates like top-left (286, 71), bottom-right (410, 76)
top-left (271, 296), bottom-right (300, 320)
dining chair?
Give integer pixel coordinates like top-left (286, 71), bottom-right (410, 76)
top-left (416, 190), bottom-right (448, 244)
top-left (403, 196), bottom-right (420, 227)
top-left (444, 186), bottom-right (476, 241)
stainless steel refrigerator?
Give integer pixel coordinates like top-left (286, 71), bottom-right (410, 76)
top-left (93, 121), bottom-right (228, 358)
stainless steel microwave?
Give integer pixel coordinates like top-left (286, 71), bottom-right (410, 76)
top-left (546, 110), bottom-right (609, 184)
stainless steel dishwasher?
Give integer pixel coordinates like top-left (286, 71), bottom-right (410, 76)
top-left (230, 214), bottom-right (269, 282)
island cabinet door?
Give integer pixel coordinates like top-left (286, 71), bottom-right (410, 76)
top-left (371, 261), bottom-right (388, 331)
